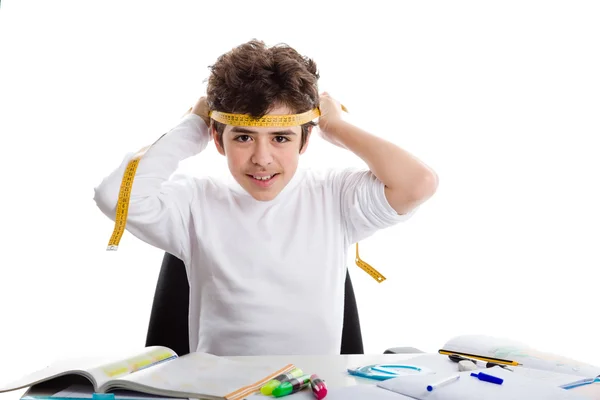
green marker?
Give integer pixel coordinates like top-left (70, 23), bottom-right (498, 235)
top-left (260, 367), bottom-right (304, 395)
top-left (272, 374), bottom-right (311, 397)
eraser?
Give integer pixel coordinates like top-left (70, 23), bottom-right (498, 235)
top-left (458, 360), bottom-right (478, 371)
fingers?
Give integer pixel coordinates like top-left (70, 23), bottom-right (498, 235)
top-left (319, 91), bottom-right (348, 113)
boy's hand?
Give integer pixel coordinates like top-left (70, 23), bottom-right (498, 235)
top-left (318, 92), bottom-right (346, 148)
top-left (190, 96), bottom-right (211, 127)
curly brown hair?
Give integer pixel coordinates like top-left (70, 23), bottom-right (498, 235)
top-left (206, 39), bottom-right (320, 151)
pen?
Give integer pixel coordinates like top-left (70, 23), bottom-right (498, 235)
top-left (471, 372), bottom-right (504, 385)
top-left (426, 374), bottom-right (460, 392)
top-left (439, 349), bottom-right (520, 367)
top-left (448, 354), bottom-right (514, 371)
top-left (309, 374), bottom-right (327, 400)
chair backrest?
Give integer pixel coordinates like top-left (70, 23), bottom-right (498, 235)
top-left (146, 252), bottom-right (364, 355)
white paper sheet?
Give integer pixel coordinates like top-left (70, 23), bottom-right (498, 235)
top-left (377, 366), bottom-right (590, 400)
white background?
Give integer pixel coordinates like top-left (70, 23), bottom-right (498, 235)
top-left (1, 0), bottom-right (599, 398)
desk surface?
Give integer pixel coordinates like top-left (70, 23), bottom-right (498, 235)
top-left (231, 353), bottom-right (407, 389)
top-left (7, 353), bottom-right (600, 400)
top-left (5, 354), bottom-right (400, 400)
top-left (230, 353), bottom-right (600, 399)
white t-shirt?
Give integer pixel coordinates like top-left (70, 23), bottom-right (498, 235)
top-left (94, 114), bottom-right (414, 356)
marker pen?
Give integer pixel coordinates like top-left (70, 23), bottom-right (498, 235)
top-left (427, 374), bottom-right (460, 392)
top-left (260, 368), bottom-right (304, 395)
top-left (272, 374), bottom-right (311, 397)
top-left (309, 374), bottom-right (327, 400)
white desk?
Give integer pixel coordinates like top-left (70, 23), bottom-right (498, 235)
top-left (230, 353), bottom-right (600, 399)
top-left (233, 353), bottom-right (411, 389)
top-left (10, 353), bottom-right (600, 399)
top-left (7, 354), bottom-right (397, 400)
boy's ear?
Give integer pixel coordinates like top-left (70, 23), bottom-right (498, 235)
top-left (299, 125), bottom-right (313, 154)
top-left (212, 125), bottom-right (226, 156)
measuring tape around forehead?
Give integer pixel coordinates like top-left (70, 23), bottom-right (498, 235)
top-left (106, 105), bottom-right (387, 283)
top-left (209, 105), bottom-right (348, 128)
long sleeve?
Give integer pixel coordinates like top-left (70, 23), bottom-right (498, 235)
top-left (329, 167), bottom-right (417, 245)
top-left (93, 113), bottom-right (210, 261)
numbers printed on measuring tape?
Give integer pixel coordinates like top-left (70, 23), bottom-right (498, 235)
top-left (356, 258), bottom-right (387, 283)
top-left (208, 104), bottom-right (347, 128)
top-left (106, 146), bottom-right (150, 251)
top-left (209, 108), bottom-right (321, 128)
top-left (355, 243), bottom-right (386, 283)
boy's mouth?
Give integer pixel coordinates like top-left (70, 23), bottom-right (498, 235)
top-left (247, 173), bottom-right (280, 187)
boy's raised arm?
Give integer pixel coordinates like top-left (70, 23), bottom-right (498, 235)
top-left (93, 97), bottom-right (211, 261)
top-left (318, 93), bottom-right (438, 216)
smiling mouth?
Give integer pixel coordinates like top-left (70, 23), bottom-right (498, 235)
top-left (247, 173), bottom-right (279, 180)
top-left (246, 173), bottom-right (280, 186)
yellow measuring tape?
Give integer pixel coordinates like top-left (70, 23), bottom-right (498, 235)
top-left (355, 242), bottom-right (386, 282)
top-left (106, 104), bottom-right (388, 282)
top-left (209, 105), bottom-right (348, 127)
top-left (106, 145), bottom-right (150, 251)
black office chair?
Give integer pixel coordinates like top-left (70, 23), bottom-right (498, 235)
top-left (146, 252), bottom-right (366, 356)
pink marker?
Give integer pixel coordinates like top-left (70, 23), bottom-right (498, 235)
top-left (309, 374), bottom-right (327, 399)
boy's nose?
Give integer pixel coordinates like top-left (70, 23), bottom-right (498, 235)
top-left (251, 141), bottom-right (274, 166)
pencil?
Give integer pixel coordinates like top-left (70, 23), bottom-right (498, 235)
top-left (438, 349), bottom-right (521, 367)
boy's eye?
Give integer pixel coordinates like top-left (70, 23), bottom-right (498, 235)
top-left (233, 135), bottom-right (289, 143)
top-left (235, 135), bottom-right (252, 142)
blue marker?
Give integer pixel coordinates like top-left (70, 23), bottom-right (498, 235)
top-left (471, 372), bottom-right (504, 385)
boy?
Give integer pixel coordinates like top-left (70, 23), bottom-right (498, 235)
top-left (94, 39), bottom-right (438, 356)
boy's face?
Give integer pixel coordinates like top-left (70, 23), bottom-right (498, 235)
top-left (213, 104), bottom-right (311, 201)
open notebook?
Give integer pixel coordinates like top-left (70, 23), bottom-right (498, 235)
top-left (441, 334), bottom-right (600, 378)
top-left (0, 346), bottom-right (295, 400)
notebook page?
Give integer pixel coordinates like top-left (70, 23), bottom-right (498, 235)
top-left (104, 351), bottom-right (295, 400)
top-left (87, 346), bottom-right (178, 390)
top-left (443, 335), bottom-right (600, 377)
top-left (0, 356), bottom-right (105, 393)
top-left (377, 366), bottom-right (590, 400)
top-left (404, 353), bottom-right (598, 389)
top-left (511, 366), bottom-right (598, 388)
